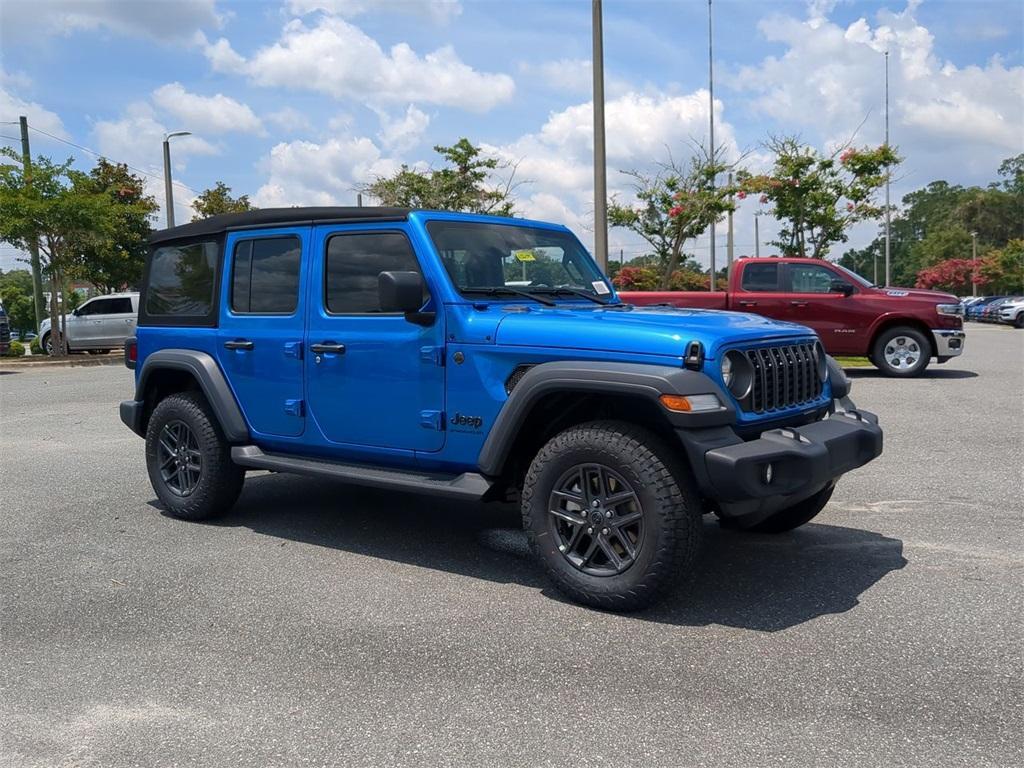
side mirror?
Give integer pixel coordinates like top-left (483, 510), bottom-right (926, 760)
top-left (379, 271), bottom-right (433, 325)
top-left (830, 280), bottom-right (855, 296)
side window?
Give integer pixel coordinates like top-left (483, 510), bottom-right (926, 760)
top-left (231, 237), bottom-right (301, 314)
top-left (145, 240), bottom-right (218, 319)
top-left (76, 300), bottom-right (103, 317)
top-left (107, 297), bottom-right (134, 314)
top-left (325, 232), bottom-right (425, 314)
top-left (741, 263), bottom-right (779, 292)
top-left (789, 264), bottom-right (838, 294)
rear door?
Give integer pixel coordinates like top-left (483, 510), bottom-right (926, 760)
top-left (95, 296), bottom-right (136, 346)
top-left (732, 261), bottom-right (790, 319)
top-left (216, 227), bottom-right (309, 438)
top-left (305, 224), bottom-right (446, 453)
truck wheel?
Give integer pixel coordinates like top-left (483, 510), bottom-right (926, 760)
top-left (145, 392), bottom-right (245, 521)
top-left (748, 484), bottom-right (834, 534)
top-left (521, 420), bottom-right (702, 611)
top-left (871, 326), bottom-right (931, 377)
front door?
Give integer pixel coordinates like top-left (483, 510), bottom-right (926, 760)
top-left (305, 225), bottom-right (446, 453)
top-left (216, 227), bottom-right (309, 438)
top-left (778, 262), bottom-right (873, 354)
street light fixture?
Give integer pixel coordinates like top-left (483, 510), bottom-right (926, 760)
top-left (162, 130), bottom-right (191, 229)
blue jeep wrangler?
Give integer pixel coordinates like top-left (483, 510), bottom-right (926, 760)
top-left (120, 207), bottom-right (882, 610)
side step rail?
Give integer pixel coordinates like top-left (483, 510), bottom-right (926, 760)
top-left (231, 445), bottom-right (493, 501)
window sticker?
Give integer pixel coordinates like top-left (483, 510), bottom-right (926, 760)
top-left (592, 280), bottom-right (611, 295)
top-left (513, 250), bottom-right (536, 262)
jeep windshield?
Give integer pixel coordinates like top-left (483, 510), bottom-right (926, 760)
top-left (426, 220), bottom-right (613, 303)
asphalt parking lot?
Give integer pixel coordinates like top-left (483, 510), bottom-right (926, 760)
top-left (1, 325), bottom-right (1021, 768)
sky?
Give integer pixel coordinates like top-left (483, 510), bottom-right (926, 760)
top-left (1, 0), bottom-right (1022, 273)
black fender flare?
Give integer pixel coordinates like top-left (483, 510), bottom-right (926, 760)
top-left (476, 360), bottom-right (734, 477)
top-left (134, 349), bottom-right (249, 442)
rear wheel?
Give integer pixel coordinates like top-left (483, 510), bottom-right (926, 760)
top-left (1014, 312), bottom-right (1024, 329)
top-left (747, 484), bottom-right (834, 534)
top-left (521, 420), bottom-right (702, 611)
top-left (871, 326), bottom-right (931, 377)
top-left (145, 392), bottom-right (244, 521)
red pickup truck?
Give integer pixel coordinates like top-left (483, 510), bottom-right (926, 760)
top-left (620, 257), bottom-right (965, 377)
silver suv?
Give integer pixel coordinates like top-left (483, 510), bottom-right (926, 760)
top-left (39, 292), bottom-right (139, 355)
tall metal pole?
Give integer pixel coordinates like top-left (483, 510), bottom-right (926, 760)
top-left (18, 116), bottom-right (46, 328)
top-left (592, 0), bottom-right (608, 271)
top-left (884, 50), bottom-right (891, 286)
top-left (754, 214), bottom-right (760, 258)
top-left (726, 171), bottom-right (734, 279)
top-left (707, 0), bottom-right (716, 289)
top-left (971, 231), bottom-right (978, 298)
top-left (162, 138), bottom-right (175, 229)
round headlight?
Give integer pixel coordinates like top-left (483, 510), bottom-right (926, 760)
top-left (722, 350), bottom-right (753, 400)
top-left (814, 341), bottom-right (828, 382)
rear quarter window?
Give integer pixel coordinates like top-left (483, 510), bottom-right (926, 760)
top-left (142, 240), bottom-right (219, 325)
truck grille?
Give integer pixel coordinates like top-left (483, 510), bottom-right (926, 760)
top-left (743, 342), bottom-right (823, 413)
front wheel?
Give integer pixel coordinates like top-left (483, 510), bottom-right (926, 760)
top-left (1014, 312), bottom-right (1024, 329)
top-left (521, 421), bottom-right (702, 611)
top-left (747, 484), bottom-right (834, 534)
top-left (145, 392), bottom-right (245, 521)
top-left (871, 326), bottom-right (931, 377)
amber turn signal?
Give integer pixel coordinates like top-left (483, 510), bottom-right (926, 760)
top-left (658, 393), bottom-right (721, 413)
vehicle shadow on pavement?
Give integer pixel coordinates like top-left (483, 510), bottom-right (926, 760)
top-left (845, 368), bottom-right (977, 379)
top-left (205, 473), bottom-right (906, 632)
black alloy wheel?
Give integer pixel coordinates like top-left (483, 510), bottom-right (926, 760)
top-left (156, 419), bottom-right (203, 497)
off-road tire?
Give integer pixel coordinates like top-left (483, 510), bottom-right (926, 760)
top-left (871, 326), bottom-right (931, 377)
top-left (145, 391), bottom-right (245, 521)
top-left (522, 420), bottom-right (702, 611)
top-left (747, 484), bottom-right (834, 534)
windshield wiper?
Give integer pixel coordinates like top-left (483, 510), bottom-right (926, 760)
top-left (461, 287), bottom-right (557, 306)
top-left (532, 287), bottom-right (612, 305)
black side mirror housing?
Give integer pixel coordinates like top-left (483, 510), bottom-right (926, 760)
top-left (830, 280), bottom-right (855, 296)
top-left (378, 271), bottom-right (434, 325)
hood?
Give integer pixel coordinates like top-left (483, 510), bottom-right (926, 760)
top-left (494, 305), bottom-right (815, 359)
top-left (875, 287), bottom-right (959, 303)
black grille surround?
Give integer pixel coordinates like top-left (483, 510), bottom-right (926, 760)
top-left (738, 341), bottom-right (824, 414)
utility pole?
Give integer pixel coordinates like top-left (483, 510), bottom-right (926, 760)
top-left (884, 50), bottom-right (891, 287)
top-left (707, 0), bottom-right (716, 289)
top-left (754, 213), bottom-right (760, 258)
top-left (357, 193), bottom-right (363, 207)
top-left (971, 231), bottom-right (978, 298)
top-left (18, 116), bottom-right (46, 328)
top-left (726, 171), bottom-right (734, 280)
top-left (592, 0), bottom-right (608, 271)
top-left (162, 130), bottom-right (191, 228)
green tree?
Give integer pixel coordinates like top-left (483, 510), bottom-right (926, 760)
top-left (738, 136), bottom-right (900, 259)
top-left (0, 269), bottom-right (36, 335)
top-left (608, 148), bottom-right (737, 289)
top-left (192, 181), bottom-right (254, 221)
top-left (69, 158), bottom-right (157, 293)
top-left (363, 138), bottom-right (517, 215)
top-left (0, 148), bottom-right (113, 356)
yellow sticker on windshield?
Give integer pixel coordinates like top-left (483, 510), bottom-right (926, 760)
top-left (513, 250), bottom-right (536, 262)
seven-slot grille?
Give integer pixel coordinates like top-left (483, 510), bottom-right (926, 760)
top-left (742, 342), bottom-right (822, 413)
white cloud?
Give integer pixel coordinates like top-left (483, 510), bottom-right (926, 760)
top-left (286, 0), bottom-right (462, 24)
top-left (0, 0), bottom-right (221, 41)
top-left (253, 135), bottom-right (400, 208)
top-left (265, 106), bottom-right (311, 134)
top-left (152, 82), bottom-right (263, 135)
top-left (518, 58), bottom-right (593, 95)
top-left (210, 16), bottom-right (514, 112)
top-left (0, 73), bottom-right (68, 139)
top-left (733, 2), bottom-right (1023, 183)
top-left (375, 104), bottom-right (430, 152)
top-left (198, 34), bottom-right (248, 74)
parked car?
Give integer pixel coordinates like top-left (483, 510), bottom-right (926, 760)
top-left (38, 292), bottom-right (139, 355)
top-left (965, 295), bottom-right (1006, 321)
top-left (620, 258), bottom-right (965, 377)
top-left (977, 297), bottom-right (1012, 323)
top-left (998, 297), bottom-right (1024, 328)
top-left (0, 302), bottom-right (10, 355)
top-left (119, 208), bottom-right (883, 611)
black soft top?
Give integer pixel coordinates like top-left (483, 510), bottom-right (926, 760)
top-left (148, 207), bottom-right (411, 245)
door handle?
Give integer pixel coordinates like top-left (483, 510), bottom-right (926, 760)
top-left (224, 339), bottom-right (254, 351)
top-left (790, 301), bottom-right (808, 307)
top-left (739, 300), bottom-right (758, 307)
top-left (310, 342), bottom-right (345, 354)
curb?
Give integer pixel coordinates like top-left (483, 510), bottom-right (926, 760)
top-left (0, 355), bottom-right (124, 371)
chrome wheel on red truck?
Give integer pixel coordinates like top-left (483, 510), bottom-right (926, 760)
top-left (871, 326), bottom-right (931, 377)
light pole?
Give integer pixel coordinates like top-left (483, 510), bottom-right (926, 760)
top-left (592, 0), bottom-right (608, 271)
top-left (707, 0), bottom-right (716, 289)
top-left (162, 130), bottom-right (191, 228)
top-left (971, 231), bottom-right (978, 298)
top-left (883, 50), bottom-right (891, 287)
top-left (754, 212), bottom-right (760, 258)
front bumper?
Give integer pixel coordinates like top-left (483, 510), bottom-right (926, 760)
top-left (677, 407), bottom-right (882, 528)
top-left (932, 329), bottom-right (965, 359)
